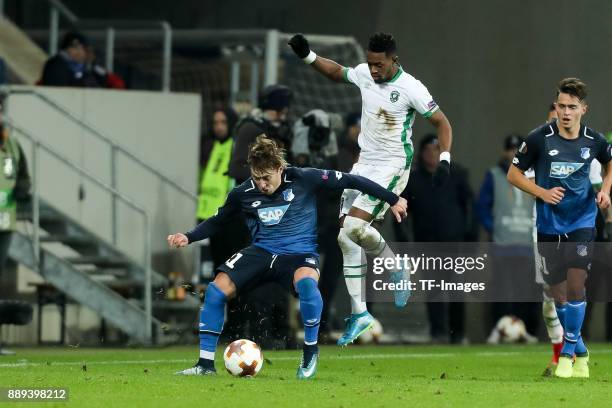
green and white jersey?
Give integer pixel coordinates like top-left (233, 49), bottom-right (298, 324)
top-left (343, 63), bottom-right (439, 169)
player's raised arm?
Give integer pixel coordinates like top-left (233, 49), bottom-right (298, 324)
top-left (167, 190), bottom-right (241, 248)
top-left (288, 34), bottom-right (346, 83)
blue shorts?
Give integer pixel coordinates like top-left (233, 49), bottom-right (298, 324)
top-left (216, 245), bottom-right (320, 293)
top-left (536, 227), bottom-right (595, 285)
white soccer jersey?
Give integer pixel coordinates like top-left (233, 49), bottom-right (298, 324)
top-left (343, 63), bottom-right (439, 169)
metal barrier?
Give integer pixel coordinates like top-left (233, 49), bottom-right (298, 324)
top-left (47, 0), bottom-right (172, 91)
top-left (5, 117), bottom-right (153, 342)
top-left (0, 86), bottom-right (198, 246)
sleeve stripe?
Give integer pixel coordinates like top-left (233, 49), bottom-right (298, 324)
top-left (422, 105), bottom-right (440, 118)
top-left (343, 67), bottom-right (351, 83)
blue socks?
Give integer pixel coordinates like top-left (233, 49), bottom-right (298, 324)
top-left (561, 300), bottom-right (587, 357)
top-left (296, 278), bottom-right (323, 345)
top-left (198, 283), bottom-right (227, 365)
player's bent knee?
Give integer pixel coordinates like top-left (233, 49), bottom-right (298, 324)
top-left (213, 272), bottom-right (237, 298)
top-left (343, 215), bottom-right (369, 243)
top-left (294, 267), bottom-right (319, 286)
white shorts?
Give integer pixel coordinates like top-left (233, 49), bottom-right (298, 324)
top-left (340, 162), bottom-right (410, 221)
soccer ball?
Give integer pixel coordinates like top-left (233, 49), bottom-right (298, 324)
top-left (358, 318), bottom-right (383, 344)
top-left (223, 339), bottom-right (264, 377)
top-left (487, 315), bottom-right (527, 344)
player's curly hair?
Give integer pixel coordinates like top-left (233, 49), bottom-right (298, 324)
top-left (368, 32), bottom-right (397, 55)
top-left (557, 78), bottom-right (587, 101)
top-left (247, 135), bottom-right (288, 173)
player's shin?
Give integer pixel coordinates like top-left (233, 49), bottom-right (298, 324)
top-left (542, 293), bottom-right (563, 366)
top-left (338, 227), bottom-right (367, 315)
top-left (198, 283), bottom-right (227, 369)
top-left (543, 293), bottom-right (563, 343)
top-left (296, 278), bottom-right (322, 370)
top-left (555, 302), bottom-right (567, 331)
top-left (560, 300), bottom-right (586, 357)
top-left (343, 216), bottom-right (410, 307)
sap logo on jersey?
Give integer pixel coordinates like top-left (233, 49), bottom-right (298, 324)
top-left (257, 204), bottom-right (290, 225)
top-left (549, 162), bottom-right (584, 179)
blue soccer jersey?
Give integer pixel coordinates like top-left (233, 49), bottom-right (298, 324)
top-left (513, 121), bottom-right (612, 234)
top-left (185, 167), bottom-right (399, 255)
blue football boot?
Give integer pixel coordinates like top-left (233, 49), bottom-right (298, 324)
top-left (390, 267), bottom-right (411, 308)
top-left (337, 311), bottom-right (374, 346)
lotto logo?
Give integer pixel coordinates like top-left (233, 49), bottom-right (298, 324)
top-left (549, 162), bottom-right (583, 179)
top-left (257, 204), bottom-right (290, 225)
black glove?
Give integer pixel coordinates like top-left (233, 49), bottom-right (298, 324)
top-left (433, 160), bottom-right (450, 187)
top-left (288, 34), bottom-right (310, 59)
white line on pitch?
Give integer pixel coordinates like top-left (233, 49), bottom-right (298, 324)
top-left (2, 349), bottom-right (612, 369)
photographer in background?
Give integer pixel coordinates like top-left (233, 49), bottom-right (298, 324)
top-left (228, 84), bottom-right (293, 183)
top-left (293, 109), bottom-right (343, 339)
top-left (291, 109), bottom-right (339, 169)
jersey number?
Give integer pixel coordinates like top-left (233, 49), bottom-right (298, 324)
top-left (225, 252), bottom-right (243, 269)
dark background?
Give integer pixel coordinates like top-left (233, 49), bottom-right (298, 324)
top-left (6, 0), bottom-right (612, 185)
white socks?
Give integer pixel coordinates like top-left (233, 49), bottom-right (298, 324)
top-left (338, 227), bottom-right (367, 314)
top-left (543, 292), bottom-right (563, 344)
top-left (338, 216), bottom-right (397, 315)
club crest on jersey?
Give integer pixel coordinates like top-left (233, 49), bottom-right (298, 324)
top-left (577, 244), bottom-right (588, 257)
top-left (390, 90), bottom-right (400, 103)
top-left (282, 189), bottom-right (295, 202)
top-left (257, 204), bottom-right (290, 225)
top-left (549, 162), bottom-right (584, 179)
top-left (580, 147), bottom-right (590, 160)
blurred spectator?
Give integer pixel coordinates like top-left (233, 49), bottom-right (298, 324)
top-left (398, 134), bottom-right (476, 343)
top-left (337, 112), bottom-right (361, 172)
top-left (40, 32), bottom-right (88, 87)
top-left (319, 112), bottom-right (361, 337)
top-left (228, 84), bottom-right (293, 183)
top-left (476, 134), bottom-right (534, 241)
top-left (291, 109), bottom-right (343, 338)
top-left (476, 134), bottom-right (539, 335)
top-left (0, 99), bottom-right (30, 277)
top-left (195, 107), bottom-right (243, 282)
top-left (82, 45), bottom-right (126, 89)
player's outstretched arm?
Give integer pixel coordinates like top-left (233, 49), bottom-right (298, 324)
top-left (288, 34), bottom-right (345, 83)
top-left (167, 233), bottom-right (188, 248)
top-left (169, 190), bottom-right (241, 248)
top-left (302, 168), bottom-right (407, 220)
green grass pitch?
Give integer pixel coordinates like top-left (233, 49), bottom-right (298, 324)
top-left (1, 344), bottom-right (611, 407)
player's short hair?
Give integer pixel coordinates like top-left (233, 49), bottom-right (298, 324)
top-left (368, 32), bottom-right (397, 55)
top-left (248, 135), bottom-right (288, 173)
top-left (557, 78), bottom-right (587, 101)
